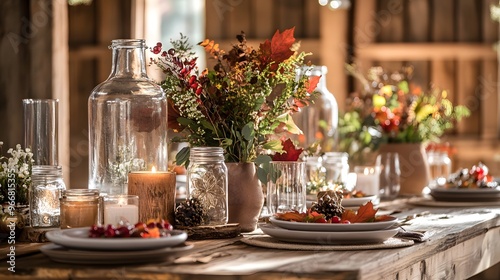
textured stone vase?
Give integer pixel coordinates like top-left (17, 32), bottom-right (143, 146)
top-left (378, 143), bottom-right (431, 195)
top-left (226, 162), bottom-right (264, 232)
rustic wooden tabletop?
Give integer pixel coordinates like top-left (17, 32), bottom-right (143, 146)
top-left (1, 197), bottom-right (499, 280)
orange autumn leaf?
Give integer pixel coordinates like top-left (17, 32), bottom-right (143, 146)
top-left (275, 210), bottom-right (307, 221)
top-left (341, 201), bottom-right (378, 223)
top-left (306, 76), bottom-right (321, 93)
top-left (374, 215), bottom-right (395, 222)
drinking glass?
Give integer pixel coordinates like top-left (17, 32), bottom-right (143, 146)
top-left (378, 153), bottom-right (401, 200)
top-left (23, 99), bottom-right (59, 166)
top-left (267, 161), bottom-right (306, 214)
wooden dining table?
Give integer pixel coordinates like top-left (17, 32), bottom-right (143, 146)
top-left (1, 197), bottom-right (499, 280)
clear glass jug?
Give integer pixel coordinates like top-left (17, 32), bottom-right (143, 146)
top-left (89, 39), bottom-right (168, 195)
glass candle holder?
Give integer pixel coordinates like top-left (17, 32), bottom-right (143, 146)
top-left (30, 166), bottom-right (66, 228)
top-left (353, 165), bottom-right (381, 197)
top-left (60, 189), bottom-right (100, 229)
top-left (103, 195), bottom-right (139, 225)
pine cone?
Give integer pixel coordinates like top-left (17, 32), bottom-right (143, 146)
top-left (311, 191), bottom-right (344, 220)
top-left (175, 198), bottom-right (206, 227)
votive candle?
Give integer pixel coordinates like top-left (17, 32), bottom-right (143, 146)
top-left (60, 189), bottom-right (100, 229)
top-left (103, 195), bottom-right (139, 225)
top-left (353, 166), bottom-right (380, 196)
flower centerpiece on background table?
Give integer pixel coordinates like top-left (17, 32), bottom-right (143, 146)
top-left (151, 27), bottom-right (319, 231)
top-left (339, 65), bottom-right (470, 195)
top-left (0, 142), bottom-right (33, 236)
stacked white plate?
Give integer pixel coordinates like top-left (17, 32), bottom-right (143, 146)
top-left (41, 228), bottom-right (192, 264)
top-left (260, 216), bottom-right (399, 245)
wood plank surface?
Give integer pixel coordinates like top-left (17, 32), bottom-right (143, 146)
top-left (3, 201), bottom-right (499, 280)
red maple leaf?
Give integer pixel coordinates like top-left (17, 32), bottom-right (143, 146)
top-left (258, 27), bottom-right (296, 70)
top-left (341, 201), bottom-right (379, 223)
top-left (272, 138), bottom-right (303, 161)
top-left (270, 27), bottom-right (296, 64)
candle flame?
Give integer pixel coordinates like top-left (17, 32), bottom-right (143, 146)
top-left (152, 166), bottom-right (156, 173)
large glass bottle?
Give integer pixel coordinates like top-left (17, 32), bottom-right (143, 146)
top-left (89, 39), bottom-right (168, 195)
top-left (293, 66), bottom-right (339, 152)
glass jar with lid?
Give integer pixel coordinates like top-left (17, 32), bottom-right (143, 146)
top-left (88, 39), bottom-right (168, 195)
top-left (30, 165), bottom-right (66, 228)
top-left (60, 189), bottom-right (100, 229)
top-left (187, 147), bottom-right (228, 226)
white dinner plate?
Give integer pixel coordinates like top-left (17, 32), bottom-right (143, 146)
top-left (46, 228), bottom-right (188, 251)
top-left (429, 187), bottom-right (500, 202)
top-left (342, 195), bottom-right (377, 207)
top-left (259, 223), bottom-right (399, 245)
top-left (269, 216), bottom-right (398, 232)
top-left (40, 243), bottom-right (193, 265)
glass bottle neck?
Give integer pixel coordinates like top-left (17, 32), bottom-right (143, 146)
top-left (109, 39), bottom-right (148, 80)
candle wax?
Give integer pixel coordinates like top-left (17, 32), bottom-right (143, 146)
top-left (104, 204), bottom-right (139, 225)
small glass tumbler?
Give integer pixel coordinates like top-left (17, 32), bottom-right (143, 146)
top-left (267, 161), bottom-right (306, 214)
top-left (60, 189), bottom-right (100, 229)
top-left (103, 195), bottom-right (139, 225)
top-left (378, 153), bottom-right (401, 200)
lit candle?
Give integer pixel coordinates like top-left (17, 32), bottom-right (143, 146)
top-left (354, 166), bottom-right (380, 196)
top-left (127, 167), bottom-right (176, 223)
top-left (103, 195), bottom-right (139, 225)
top-left (60, 189), bottom-right (100, 229)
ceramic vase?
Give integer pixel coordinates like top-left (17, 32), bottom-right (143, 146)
top-left (226, 162), bottom-right (264, 232)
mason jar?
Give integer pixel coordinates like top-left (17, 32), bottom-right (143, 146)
top-left (427, 151), bottom-right (452, 187)
top-left (323, 152), bottom-right (349, 188)
top-left (29, 165), bottom-right (66, 228)
top-left (187, 147), bottom-right (228, 226)
top-left (88, 39), bottom-right (168, 195)
top-left (60, 189), bottom-right (100, 229)
top-left (305, 156), bottom-right (326, 194)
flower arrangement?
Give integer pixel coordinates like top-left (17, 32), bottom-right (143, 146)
top-left (339, 64), bottom-right (470, 164)
top-left (150, 27), bottom-right (319, 170)
top-left (0, 142), bottom-right (33, 206)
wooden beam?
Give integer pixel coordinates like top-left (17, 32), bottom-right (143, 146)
top-left (320, 7), bottom-right (348, 114)
top-left (356, 43), bottom-right (497, 60)
top-left (52, 0), bottom-right (70, 186)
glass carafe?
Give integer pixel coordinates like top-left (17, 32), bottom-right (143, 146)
top-left (89, 39), bottom-right (168, 195)
top-left (292, 66), bottom-right (339, 152)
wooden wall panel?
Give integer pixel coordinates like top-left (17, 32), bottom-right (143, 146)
top-left (456, 0), bottom-right (482, 135)
top-left (227, 0), bottom-right (252, 38)
top-left (251, 1), bottom-right (274, 38)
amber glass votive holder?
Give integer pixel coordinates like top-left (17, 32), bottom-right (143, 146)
top-left (60, 189), bottom-right (100, 229)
